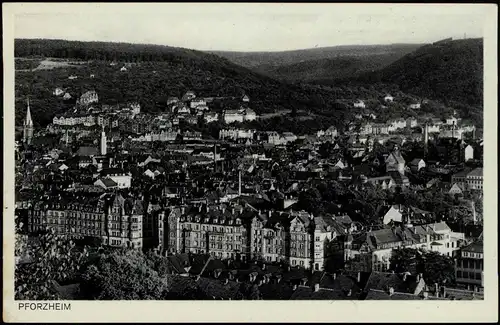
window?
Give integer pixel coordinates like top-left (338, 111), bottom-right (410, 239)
top-left (463, 271), bottom-right (469, 279)
top-left (475, 272), bottom-right (482, 280)
top-left (315, 263), bottom-right (319, 270)
top-left (316, 236), bottom-right (320, 241)
top-left (292, 260), bottom-right (296, 266)
top-left (300, 260), bottom-right (304, 266)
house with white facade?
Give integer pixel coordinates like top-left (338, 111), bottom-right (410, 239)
top-left (353, 99), bottom-right (366, 108)
top-left (384, 94), bottom-right (394, 103)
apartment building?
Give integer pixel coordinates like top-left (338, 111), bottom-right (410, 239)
top-left (159, 204), bottom-right (336, 270)
top-left (455, 240), bottom-right (483, 290)
top-left (27, 193), bottom-right (144, 249)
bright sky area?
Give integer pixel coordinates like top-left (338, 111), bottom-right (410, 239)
top-left (13, 3), bottom-right (488, 52)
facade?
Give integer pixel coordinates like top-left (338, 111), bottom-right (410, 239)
top-left (464, 145), bottom-right (474, 161)
top-left (384, 95), bottom-right (394, 102)
top-left (385, 147), bottom-right (406, 174)
top-left (353, 100), bottom-right (366, 108)
top-left (465, 168), bottom-right (483, 191)
top-left (223, 108), bottom-right (257, 124)
top-left (159, 206), bottom-right (333, 270)
top-left (78, 90), bottom-right (99, 105)
top-left (27, 194), bottom-right (144, 249)
top-left (455, 240), bottom-right (483, 289)
top-left (345, 222), bottom-right (464, 272)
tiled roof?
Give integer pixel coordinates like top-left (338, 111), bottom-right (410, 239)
top-left (365, 289), bottom-right (421, 300)
top-left (363, 272), bottom-right (422, 295)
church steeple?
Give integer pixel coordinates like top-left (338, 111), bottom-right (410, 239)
top-left (23, 98), bottom-right (34, 144)
top-left (100, 124), bottom-right (107, 156)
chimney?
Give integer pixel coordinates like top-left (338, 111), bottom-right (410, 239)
top-left (314, 283), bottom-right (320, 292)
top-left (357, 272), bottom-right (361, 283)
top-left (388, 287), bottom-right (395, 296)
top-left (434, 283), bottom-right (439, 298)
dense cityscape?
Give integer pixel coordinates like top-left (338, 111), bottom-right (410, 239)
top-left (14, 37), bottom-right (484, 301)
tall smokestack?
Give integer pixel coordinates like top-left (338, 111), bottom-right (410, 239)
top-left (424, 123), bottom-right (429, 157)
top-left (214, 144), bottom-right (217, 172)
top-left (238, 170), bottom-right (242, 196)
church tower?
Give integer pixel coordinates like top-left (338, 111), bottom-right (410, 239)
top-left (100, 125), bottom-right (107, 155)
top-left (23, 98), bottom-right (34, 145)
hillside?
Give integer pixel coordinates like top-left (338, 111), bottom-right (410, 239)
top-left (211, 44), bottom-right (421, 74)
top-left (264, 53), bottom-right (411, 83)
top-left (14, 39), bottom-right (367, 131)
top-left (354, 38), bottom-right (484, 106)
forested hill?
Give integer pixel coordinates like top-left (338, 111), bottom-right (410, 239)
top-left (353, 38), bottom-right (484, 106)
top-left (14, 39), bottom-right (367, 129)
top-left (211, 44), bottom-right (421, 70)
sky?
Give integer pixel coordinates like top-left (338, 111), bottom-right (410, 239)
top-left (12, 3), bottom-right (489, 52)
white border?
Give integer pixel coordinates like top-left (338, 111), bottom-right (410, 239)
top-left (3, 3), bottom-right (498, 323)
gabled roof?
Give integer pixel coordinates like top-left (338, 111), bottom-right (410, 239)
top-left (363, 272), bottom-right (422, 295)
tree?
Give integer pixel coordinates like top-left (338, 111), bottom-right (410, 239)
top-left (80, 249), bottom-right (169, 300)
top-left (420, 251), bottom-right (456, 285)
top-left (390, 248), bottom-right (456, 286)
top-left (15, 226), bottom-right (89, 300)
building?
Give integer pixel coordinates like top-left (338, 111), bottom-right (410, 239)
top-left (455, 240), bottom-right (483, 290)
top-left (100, 126), bottom-right (107, 156)
top-left (464, 145), bottom-right (474, 161)
top-left (446, 116), bottom-right (458, 126)
top-left (167, 97), bottom-right (180, 105)
top-left (409, 159), bottom-right (426, 173)
top-left (353, 100), bottom-right (366, 108)
top-left (385, 146), bottom-right (406, 174)
top-left (372, 124), bottom-right (389, 135)
top-left (222, 108), bottom-right (257, 124)
top-left (384, 94), bottom-right (394, 103)
top-left (27, 194), bottom-right (144, 249)
top-left (465, 168), bottom-right (483, 191)
top-left (387, 119), bottom-right (407, 132)
top-left (409, 103), bottom-right (421, 110)
top-left (219, 128), bottom-right (255, 141)
top-left (345, 222), bottom-right (464, 272)
top-left (182, 91), bottom-right (196, 102)
top-left (53, 88), bottom-right (65, 96)
top-left (204, 112), bottom-right (219, 123)
top-left (23, 99), bottom-right (34, 145)
top-left (160, 206), bottom-right (333, 270)
top-left (190, 98), bottom-right (206, 108)
top-left (78, 90), bottom-right (99, 105)
top-left (101, 168), bottom-right (132, 189)
top-left (241, 94), bottom-right (250, 102)
top-left (406, 118), bottom-right (418, 128)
